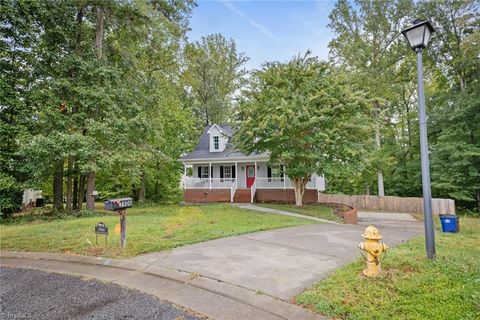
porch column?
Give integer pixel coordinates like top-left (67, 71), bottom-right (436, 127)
top-left (183, 164), bottom-right (187, 189)
top-left (235, 162), bottom-right (238, 184)
top-left (283, 167), bottom-right (286, 190)
top-left (209, 162), bottom-right (212, 190)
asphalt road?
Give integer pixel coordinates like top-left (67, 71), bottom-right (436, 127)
top-left (0, 267), bottom-right (203, 320)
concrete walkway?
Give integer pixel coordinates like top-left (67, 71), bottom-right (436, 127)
top-left (1, 210), bottom-right (422, 320)
top-left (231, 203), bottom-right (341, 224)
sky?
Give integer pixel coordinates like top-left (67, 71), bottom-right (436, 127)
top-left (187, 0), bottom-right (337, 70)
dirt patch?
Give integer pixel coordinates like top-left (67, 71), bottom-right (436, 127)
top-left (85, 247), bottom-right (106, 257)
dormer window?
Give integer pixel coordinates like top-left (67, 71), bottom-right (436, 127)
top-left (207, 124), bottom-right (229, 152)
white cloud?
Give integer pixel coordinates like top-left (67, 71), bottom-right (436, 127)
top-left (222, 0), bottom-right (281, 42)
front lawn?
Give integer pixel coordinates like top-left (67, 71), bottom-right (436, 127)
top-left (256, 203), bottom-right (343, 223)
top-left (295, 216), bottom-right (480, 320)
top-left (0, 204), bottom-right (314, 258)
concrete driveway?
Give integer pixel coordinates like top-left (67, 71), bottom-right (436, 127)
top-left (130, 211), bottom-right (423, 300)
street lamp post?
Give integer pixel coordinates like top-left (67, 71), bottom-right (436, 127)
top-left (401, 19), bottom-right (436, 259)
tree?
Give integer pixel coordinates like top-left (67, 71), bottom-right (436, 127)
top-left (325, 0), bottom-right (480, 214)
top-left (236, 54), bottom-right (370, 206)
top-left (419, 0), bottom-right (479, 92)
top-left (183, 34), bottom-right (248, 127)
top-left (3, 0), bottom-right (195, 213)
top-left (328, 0), bottom-right (415, 196)
top-left (0, 0), bottom-right (42, 214)
top-left (430, 83), bottom-right (480, 213)
top-left (423, 0), bottom-right (480, 212)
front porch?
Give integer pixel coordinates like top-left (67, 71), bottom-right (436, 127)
top-left (181, 161), bottom-right (326, 203)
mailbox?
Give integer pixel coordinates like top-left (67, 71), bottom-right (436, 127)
top-left (104, 198), bottom-right (133, 211)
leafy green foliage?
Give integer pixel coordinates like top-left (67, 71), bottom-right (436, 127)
top-left (430, 81), bottom-right (480, 211)
top-left (183, 33), bottom-right (248, 127)
top-left (1, 0), bottom-right (198, 209)
top-left (327, 0), bottom-right (480, 212)
top-left (0, 173), bottom-right (23, 217)
top-left (237, 54), bottom-right (370, 205)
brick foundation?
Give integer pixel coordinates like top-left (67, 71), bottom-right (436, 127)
top-left (184, 189), bottom-right (230, 203)
top-left (255, 189), bottom-right (318, 204)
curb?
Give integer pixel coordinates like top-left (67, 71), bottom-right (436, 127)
top-left (0, 251), bottom-right (325, 320)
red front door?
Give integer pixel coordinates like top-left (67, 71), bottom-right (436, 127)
top-left (246, 165), bottom-right (255, 188)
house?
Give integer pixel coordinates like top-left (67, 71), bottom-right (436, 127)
top-left (181, 124), bottom-right (325, 203)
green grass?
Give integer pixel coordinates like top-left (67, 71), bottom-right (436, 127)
top-left (0, 203), bottom-right (314, 258)
top-left (256, 203), bottom-right (343, 223)
top-left (295, 216), bottom-right (480, 320)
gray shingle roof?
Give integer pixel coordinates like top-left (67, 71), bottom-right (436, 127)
top-left (181, 125), bottom-right (268, 161)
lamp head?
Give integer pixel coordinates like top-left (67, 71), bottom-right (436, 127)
top-left (401, 19), bottom-right (435, 51)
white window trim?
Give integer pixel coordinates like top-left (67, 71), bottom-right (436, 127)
top-left (223, 166), bottom-right (232, 179)
top-left (201, 166), bottom-right (209, 179)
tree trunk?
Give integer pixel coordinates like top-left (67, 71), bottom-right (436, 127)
top-left (86, 171), bottom-right (95, 211)
top-left (95, 7), bottom-right (104, 59)
top-left (66, 158), bottom-right (73, 213)
top-left (53, 159), bottom-right (64, 211)
top-left (377, 169), bottom-right (384, 197)
top-left (138, 172), bottom-right (146, 203)
top-left (70, 8), bottom-right (83, 212)
top-left (291, 176), bottom-right (308, 207)
top-left (75, 6), bottom-right (84, 53)
top-left (78, 174), bottom-right (86, 210)
top-left (73, 171), bottom-right (79, 210)
top-left (373, 101), bottom-right (385, 196)
top-left (84, 6), bottom-right (104, 212)
top-left (476, 189), bottom-right (480, 215)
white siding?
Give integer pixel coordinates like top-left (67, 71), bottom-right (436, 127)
top-left (208, 125), bottom-right (228, 152)
top-left (188, 162), bottom-right (275, 189)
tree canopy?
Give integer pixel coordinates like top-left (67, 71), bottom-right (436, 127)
top-left (236, 54), bottom-right (369, 206)
top-left (326, 0), bottom-right (480, 213)
top-left (1, 0), bottom-right (478, 214)
top-left (182, 34), bottom-right (248, 127)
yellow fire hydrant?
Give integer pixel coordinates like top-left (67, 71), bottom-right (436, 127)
top-left (358, 225), bottom-right (388, 277)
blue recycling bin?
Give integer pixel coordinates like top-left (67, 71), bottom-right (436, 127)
top-left (439, 214), bottom-right (459, 233)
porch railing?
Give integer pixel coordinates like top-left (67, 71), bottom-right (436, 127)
top-left (183, 177), bottom-right (236, 189)
top-left (182, 175), bottom-right (325, 193)
top-left (254, 177), bottom-right (317, 190)
top-left (251, 179), bottom-right (256, 203)
top-left (230, 179), bottom-right (237, 203)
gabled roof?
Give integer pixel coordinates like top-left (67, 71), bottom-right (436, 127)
top-left (181, 124), bottom-right (268, 162)
top-left (206, 124), bottom-right (232, 137)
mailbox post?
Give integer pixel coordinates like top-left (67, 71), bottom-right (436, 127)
top-left (118, 208), bottom-right (126, 248)
top-left (104, 197), bottom-right (132, 249)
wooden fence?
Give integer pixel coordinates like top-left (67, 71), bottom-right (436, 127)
top-left (318, 194), bottom-right (455, 215)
